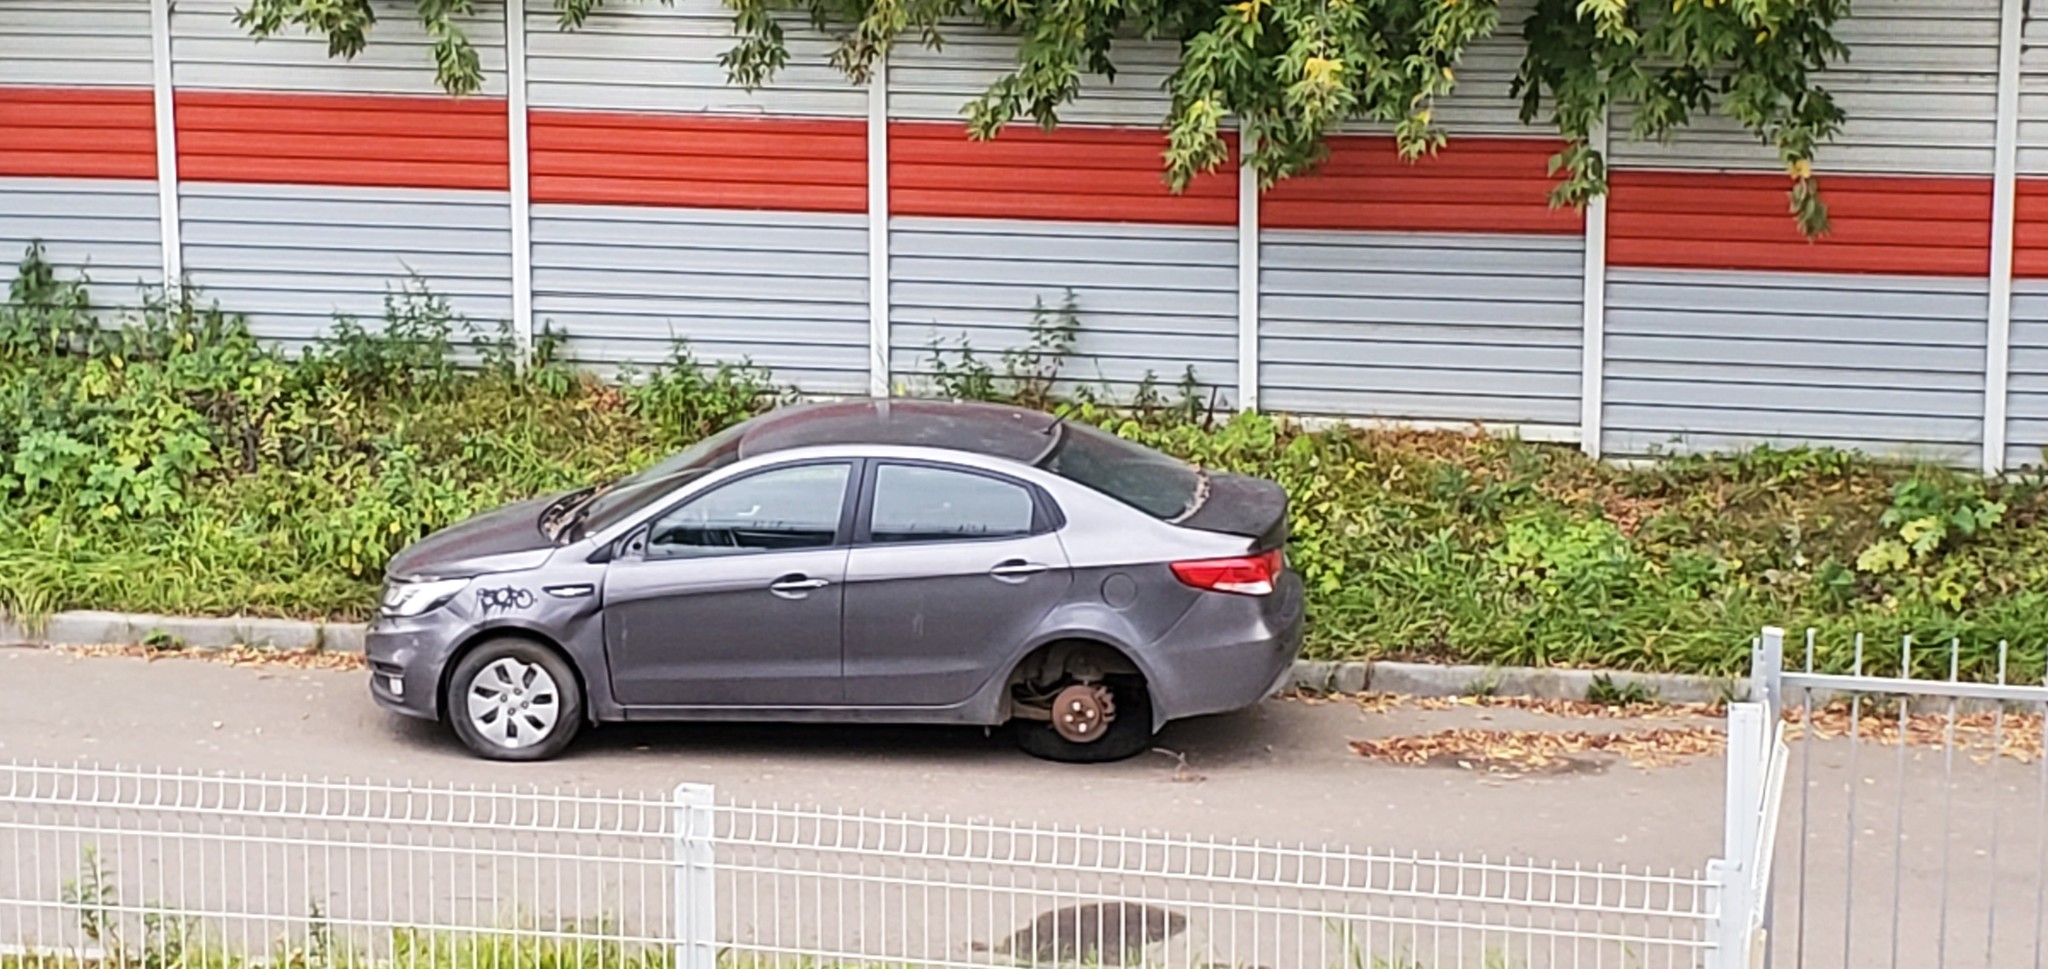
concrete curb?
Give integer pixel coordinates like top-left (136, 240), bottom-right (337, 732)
top-left (3, 610), bottom-right (1740, 704)
top-left (0, 611), bottom-right (362, 653)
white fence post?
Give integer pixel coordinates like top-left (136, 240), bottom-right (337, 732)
top-left (866, 54), bottom-right (891, 398)
top-left (148, 0), bottom-right (183, 289)
top-left (1237, 128), bottom-right (1260, 412)
top-left (1711, 701), bottom-right (1765, 969)
top-left (674, 782), bottom-right (717, 969)
top-left (1986, 0), bottom-right (2024, 474)
top-left (1578, 110), bottom-right (1610, 458)
top-left (1753, 626), bottom-right (1784, 720)
top-left (506, 0), bottom-right (535, 364)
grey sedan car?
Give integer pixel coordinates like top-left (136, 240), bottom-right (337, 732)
top-left (365, 399), bottom-right (1304, 762)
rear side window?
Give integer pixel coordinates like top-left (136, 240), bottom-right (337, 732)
top-left (1039, 423), bottom-right (1201, 520)
top-left (869, 464), bottom-right (1036, 544)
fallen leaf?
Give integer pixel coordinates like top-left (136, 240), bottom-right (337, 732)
top-left (1351, 724), bottom-right (1725, 771)
top-left (55, 644), bottom-right (366, 672)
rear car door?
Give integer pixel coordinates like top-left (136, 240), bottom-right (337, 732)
top-left (840, 460), bottom-right (1072, 706)
top-left (602, 460), bottom-right (856, 707)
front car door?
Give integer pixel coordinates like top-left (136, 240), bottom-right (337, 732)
top-left (841, 460), bottom-right (1072, 706)
top-left (602, 460), bottom-right (857, 707)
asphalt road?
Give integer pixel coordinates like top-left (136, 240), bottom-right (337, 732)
top-left (3, 646), bottom-right (2043, 968)
top-left (0, 647), bottom-right (1722, 860)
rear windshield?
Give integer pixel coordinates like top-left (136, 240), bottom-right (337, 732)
top-left (1038, 422), bottom-right (1202, 520)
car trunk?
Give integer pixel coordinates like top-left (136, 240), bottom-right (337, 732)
top-left (1176, 472), bottom-right (1289, 551)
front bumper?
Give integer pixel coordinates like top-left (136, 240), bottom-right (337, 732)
top-left (364, 616), bottom-right (455, 721)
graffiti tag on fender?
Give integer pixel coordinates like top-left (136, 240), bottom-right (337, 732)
top-left (477, 587), bottom-right (536, 614)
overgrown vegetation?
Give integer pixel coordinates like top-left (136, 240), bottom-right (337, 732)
top-left (0, 246), bottom-right (776, 621)
top-left (9, 247), bottom-right (2048, 679)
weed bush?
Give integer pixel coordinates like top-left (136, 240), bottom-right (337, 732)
top-left (0, 246), bottom-right (774, 620)
top-left (8, 246), bottom-right (2048, 679)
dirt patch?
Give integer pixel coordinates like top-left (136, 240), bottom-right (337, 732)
top-left (977, 902), bottom-right (1186, 966)
top-left (1316, 691), bottom-right (1724, 720)
top-left (1351, 725), bottom-right (1727, 776)
top-left (55, 644), bottom-right (367, 671)
top-left (1412, 750), bottom-right (1612, 777)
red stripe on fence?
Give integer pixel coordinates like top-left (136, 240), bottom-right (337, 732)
top-left (1608, 171), bottom-right (1993, 277)
top-left (174, 91), bottom-right (510, 191)
top-left (0, 87), bottom-right (158, 180)
top-left (888, 123), bottom-right (1238, 225)
top-left (529, 110), bottom-right (867, 213)
top-left (1261, 135), bottom-right (1579, 234)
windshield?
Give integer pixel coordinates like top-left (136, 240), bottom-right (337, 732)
top-left (1038, 422), bottom-right (1203, 520)
top-left (558, 422), bottom-right (750, 540)
top-left (611, 421), bottom-right (749, 491)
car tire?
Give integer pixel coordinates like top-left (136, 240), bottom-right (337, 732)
top-left (1011, 677), bottom-right (1155, 764)
top-left (446, 638), bottom-right (584, 762)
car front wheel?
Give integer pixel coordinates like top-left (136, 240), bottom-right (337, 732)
top-left (446, 638), bottom-right (584, 761)
top-left (1011, 677), bottom-right (1155, 763)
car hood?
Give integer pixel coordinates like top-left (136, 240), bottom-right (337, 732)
top-left (385, 494), bottom-right (562, 581)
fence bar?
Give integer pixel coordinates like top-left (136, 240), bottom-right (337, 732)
top-left (1777, 672), bottom-right (2048, 704)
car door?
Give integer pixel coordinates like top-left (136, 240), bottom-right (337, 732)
top-left (602, 460), bottom-right (857, 707)
top-left (840, 460), bottom-right (1072, 706)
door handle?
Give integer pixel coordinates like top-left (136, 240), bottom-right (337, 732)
top-left (989, 561), bottom-right (1051, 580)
top-left (768, 575), bottom-right (830, 598)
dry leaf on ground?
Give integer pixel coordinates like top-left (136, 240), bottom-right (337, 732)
top-left (56, 644), bottom-right (366, 671)
top-left (1338, 691), bottom-right (2048, 765)
top-left (1341, 691), bottom-right (1722, 720)
top-left (1350, 725), bottom-right (1725, 774)
top-left (1787, 706), bottom-right (2045, 764)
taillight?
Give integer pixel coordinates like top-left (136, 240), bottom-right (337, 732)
top-left (1171, 548), bottom-right (1284, 596)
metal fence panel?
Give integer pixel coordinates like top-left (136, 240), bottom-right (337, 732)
top-left (1760, 627), bottom-right (2048, 969)
top-left (0, 762), bottom-right (1720, 969)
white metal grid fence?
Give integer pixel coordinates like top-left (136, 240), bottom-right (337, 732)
top-left (0, 762), bottom-right (1722, 969)
top-left (712, 802), bottom-right (1718, 969)
top-left (1757, 627), bottom-right (2048, 969)
top-left (0, 764), bottom-right (683, 966)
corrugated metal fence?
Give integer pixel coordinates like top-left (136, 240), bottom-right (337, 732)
top-left (3, 0), bottom-right (2047, 469)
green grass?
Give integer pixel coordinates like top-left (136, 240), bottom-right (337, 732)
top-left (7, 245), bottom-right (2048, 679)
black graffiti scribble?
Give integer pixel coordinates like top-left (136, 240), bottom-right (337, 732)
top-left (477, 587), bottom-right (536, 614)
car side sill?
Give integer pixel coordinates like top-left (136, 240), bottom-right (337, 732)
top-left (618, 703), bottom-right (991, 726)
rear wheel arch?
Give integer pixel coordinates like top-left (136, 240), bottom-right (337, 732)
top-left (998, 635), bottom-right (1157, 724)
top-left (1002, 637), bottom-right (1157, 763)
top-left (1002, 637), bottom-right (1145, 693)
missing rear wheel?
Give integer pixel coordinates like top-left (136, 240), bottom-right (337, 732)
top-left (1013, 678), bottom-right (1153, 763)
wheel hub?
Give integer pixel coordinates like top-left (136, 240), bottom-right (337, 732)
top-left (1052, 684), bottom-right (1116, 743)
top-left (466, 657), bottom-right (560, 750)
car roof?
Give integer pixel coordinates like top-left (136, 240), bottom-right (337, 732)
top-left (737, 399), bottom-right (1062, 465)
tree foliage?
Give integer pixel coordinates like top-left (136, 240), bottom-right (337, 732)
top-left (234, 0), bottom-right (1850, 233)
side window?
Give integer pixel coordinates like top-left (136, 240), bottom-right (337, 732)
top-left (869, 464), bottom-right (1036, 544)
top-left (645, 463), bottom-right (851, 559)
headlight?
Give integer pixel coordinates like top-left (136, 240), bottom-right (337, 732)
top-left (380, 577), bottom-right (471, 618)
